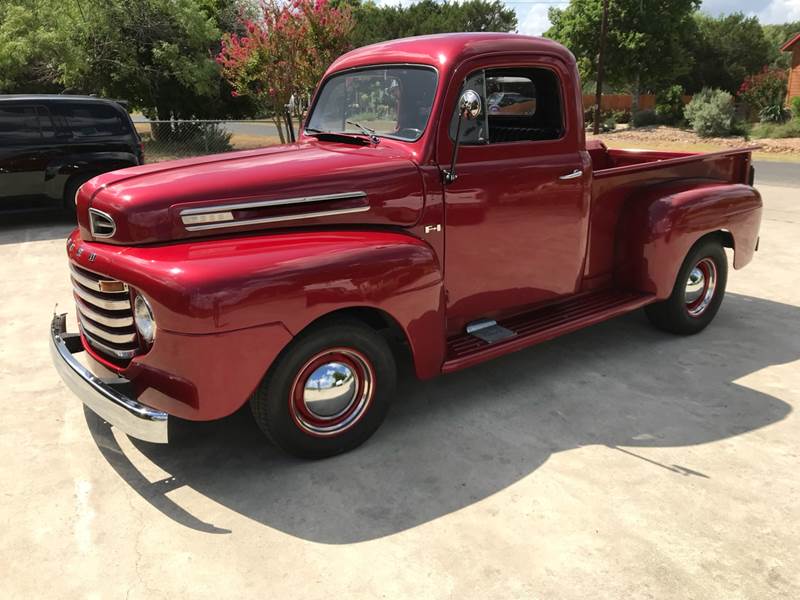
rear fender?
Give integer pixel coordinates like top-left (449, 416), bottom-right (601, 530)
top-left (616, 181), bottom-right (762, 298)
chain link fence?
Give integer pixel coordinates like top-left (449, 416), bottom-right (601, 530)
top-left (133, 119), bottom-right (283, 163)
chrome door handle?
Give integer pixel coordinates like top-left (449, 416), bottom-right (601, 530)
top-left (559, 169), bottom-right (583, 180)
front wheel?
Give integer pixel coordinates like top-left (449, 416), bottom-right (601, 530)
top-left (645, 237), bottom-right (728, 335)
top-left (250, 320), bottom-right (396, 459)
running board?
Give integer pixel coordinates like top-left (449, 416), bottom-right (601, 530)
top-left (443, 290), bottom-right (656, 374)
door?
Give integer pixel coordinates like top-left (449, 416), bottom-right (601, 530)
top-left (0, 103), bottom-right (60, 202)
top-left (441, 63), bottom-right (591, 333)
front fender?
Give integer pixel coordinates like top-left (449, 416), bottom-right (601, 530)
top-left (68, 228), bottom-right (446, 381)
top-left (616, 181), bottom-right (762, 298)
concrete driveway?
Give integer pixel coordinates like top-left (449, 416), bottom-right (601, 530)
top-left (1, 185), bottom-right (798, 599)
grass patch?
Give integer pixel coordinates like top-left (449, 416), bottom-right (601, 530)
top-left (750, 120), bottom-right (800, 139)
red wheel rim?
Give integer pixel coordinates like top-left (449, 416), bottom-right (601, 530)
top-left (685, 257), bottom-right (717, 317)
top-left (289, 347), bottom-right (375, 437)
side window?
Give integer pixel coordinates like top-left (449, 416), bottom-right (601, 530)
top-left (449, 71), bottom-right (488, 145)
top-left (0, 105), bottom-right (44, 142)
top-left (37, 106), bottom-right (57, 139)
top-left (62, 103), bottom-right (127, 138)
top-left (450, 67), bottom-right (564, 146)
top-left (485, 68), bottom-right (563, 143)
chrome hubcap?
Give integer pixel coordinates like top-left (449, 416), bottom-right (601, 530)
top-left (289, 348), bottom-right (375, 437)
top-left (303, 362), bottom-right (357, 419)
top-left (685, 258), bottom-right (717, 317)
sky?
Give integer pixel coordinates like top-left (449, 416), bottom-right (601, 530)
top-left (515, 0), bottom-right (800, 36)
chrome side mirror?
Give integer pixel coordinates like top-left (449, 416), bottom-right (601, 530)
top-left (459, 89), bottom-right (482, 120)
top-left (444, 89), bottom-right (483, 184)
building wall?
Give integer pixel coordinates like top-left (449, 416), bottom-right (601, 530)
top-left (788, 47), bottom-right (800, 103)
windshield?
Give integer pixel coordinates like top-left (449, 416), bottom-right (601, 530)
top-left (306, 66), bottom-right (438, 142)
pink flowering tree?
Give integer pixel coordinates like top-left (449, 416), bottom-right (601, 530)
top-left (217, 0), bottom-right (354, 142)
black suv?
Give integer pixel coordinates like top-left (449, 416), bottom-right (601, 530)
top-left (0, 95), bottom-right (143, 213)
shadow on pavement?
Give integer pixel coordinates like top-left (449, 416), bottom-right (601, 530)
top-left (0, 211), bottom-right (76, 245)
top-left (87, 292), bottom-right (796, 543)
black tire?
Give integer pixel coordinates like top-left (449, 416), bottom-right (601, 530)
top-left (249, 320), bottom-right (396, 459)
top-left (645, 237), bottom-right (728, 335)
top-left (63, 173), bottom-right (98, 214)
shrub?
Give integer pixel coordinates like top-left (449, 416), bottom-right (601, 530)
top-left (791, 97), bottom-right (800, 121)
top-left (750, 120), bottom-right (800, 139)
top-left (611, 109), bottom-right (631, 124)
top-left (145, 121), bottom-right (233, 157)
top-left (655, 85), bottom-right (685, 125)
top-left (758, 104), bottom-right (790, 123)
top-left (584, 108), bottom-right (628, 130)
top-left (738, 67), bottom-right (788, 118)
top-left (730, 119), bottom-right (751, 140)
top-left (602, 114), bottom-right (617, 132)
top-left (684, 88), bottom-right (735, 137)
top-left (632, 109), bottom-right (658, 127)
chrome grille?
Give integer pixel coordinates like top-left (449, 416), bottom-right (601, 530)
top-left (70, 263), bottom-right (139, 361)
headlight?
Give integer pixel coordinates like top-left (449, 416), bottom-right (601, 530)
top-left (134, 294), bottom-right (156, 344)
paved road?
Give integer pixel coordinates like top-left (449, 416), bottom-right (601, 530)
top-left (1, 185), bottom-right (798, 598)
top-left (754, 160), bottom-right (800, 188)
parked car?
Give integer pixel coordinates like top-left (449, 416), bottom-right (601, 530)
top-left (487, 91), bottom-right (536, 115)
top-left (0, 95), bottom-right (142, 213)
top-left (51, 33), bottom-right (762, 459)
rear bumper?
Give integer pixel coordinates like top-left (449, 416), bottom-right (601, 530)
top-left (50, 312), bottom-right (168, 443)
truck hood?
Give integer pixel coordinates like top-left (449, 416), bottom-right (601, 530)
top-left (77, 140), bottom-right (426, 245)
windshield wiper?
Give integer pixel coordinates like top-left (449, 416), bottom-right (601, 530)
top-left (346, 121), bottom-right (380, 144)
top-left (305, 128), bottom-right (371, 146)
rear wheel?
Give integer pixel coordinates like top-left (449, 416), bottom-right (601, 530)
top-left (250, 320), bottom-right (396, 459)
top-left (63, 173), bottom-right (97, 215)
top-left (645, 237), bottom-right (728, 335)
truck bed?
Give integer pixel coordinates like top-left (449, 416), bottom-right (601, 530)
top-left (582, 140), bottom-right (756, 287)
top-left (586, 139), bottom-right (755, 182)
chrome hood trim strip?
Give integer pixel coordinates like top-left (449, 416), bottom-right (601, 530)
top-left (183, 205), bottom-right (370, 232)
top-left (179, 190), bottom-right (370, 231)
top-left (180, 191), bottom-right (367, 218)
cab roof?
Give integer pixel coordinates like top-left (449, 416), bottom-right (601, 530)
top-left (327, 33), bottom-right (575, 76)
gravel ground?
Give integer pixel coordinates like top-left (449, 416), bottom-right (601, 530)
top-left (593, 124), bottom-right (800, 156)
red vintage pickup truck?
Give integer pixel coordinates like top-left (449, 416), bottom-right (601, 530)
top-left (51, 33), bottom-right (762, 458)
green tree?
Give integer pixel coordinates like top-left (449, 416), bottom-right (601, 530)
top-left (679, 13), bottom-right (772, 94)
top-left (0, 0), bottom-right (63, 93)
top-left (763, 22), bottom-right (800, 69)
top-left (0, 0), bottom-right (249, 119)
top-left (545, 0), bottom-right (699, 109)
top-left (347, 0), bottom-right (517, 48)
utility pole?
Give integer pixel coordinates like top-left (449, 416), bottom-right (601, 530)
top-left (592, 0), bottom-right (610, 136)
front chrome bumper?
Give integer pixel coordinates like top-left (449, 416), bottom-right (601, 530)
top-left (50, 312), bottom-right (168, 443)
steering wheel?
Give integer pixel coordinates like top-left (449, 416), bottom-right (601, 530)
top-left (396, 127), bottom-right (423, 138)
